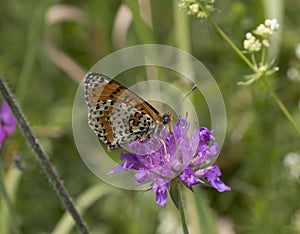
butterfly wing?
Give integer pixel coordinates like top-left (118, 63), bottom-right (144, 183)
top-left (84, 72), bottom-right (164, 150)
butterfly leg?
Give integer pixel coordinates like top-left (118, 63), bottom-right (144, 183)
top-left (168, 123), bottom-right (173, 133)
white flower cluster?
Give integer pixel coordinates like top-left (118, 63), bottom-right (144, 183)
top-left (254, 19), bottom-right (280, 37)
top-left (243, 33), bottom-right (262, 52)
top-left (239, 19), bottom-right (280, 85)
top-left (243, 18), bottom-right (280, 52)
top-left (284, 152), bottom-right (300, 179)
top-left (178, 0), bottom-right (215, 18)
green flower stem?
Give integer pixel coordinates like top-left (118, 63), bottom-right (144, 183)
top-left (207, 17), bottom-right (257, 72)
top-left (250, 53), bottom-right (258, 69)
top-left (261, 46), bottom-right (266, 66)
top-left (262, 77), bottom-right (300, 135)
top-left (178, 183), bottom-right (189, 234)
top-left (197, 2), bottom-right (300, 135)
top-left (197, 3), bottom-right (257, 72)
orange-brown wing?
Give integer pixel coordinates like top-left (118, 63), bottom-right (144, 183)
top-left (84, 72), bottom-right (163, 149)
top-left (84, 72), bottom-right (162, 122)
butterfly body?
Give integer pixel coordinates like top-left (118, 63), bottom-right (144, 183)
top-left (84, 72), bottom-right (171, 150)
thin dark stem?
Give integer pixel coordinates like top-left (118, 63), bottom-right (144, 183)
top-left (0, 77), bottom-right (90, 234)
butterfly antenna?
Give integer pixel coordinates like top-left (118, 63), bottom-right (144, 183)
top-left (173, 84), bottom-right (197, 109)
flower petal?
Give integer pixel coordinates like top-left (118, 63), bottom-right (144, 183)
top-left (0, 103), bottom-right (16, 148)
top-left (179, 167), bottom-right (200, 186)
top-left (152, 181), bottom-right (169, 206)
top-left (195, 165), bottom-right (231, 192)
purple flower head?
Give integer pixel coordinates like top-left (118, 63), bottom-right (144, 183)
top-left (110, 114), bottom-right (230, 206)
top-left (0, 103), bottom-right (16, 148)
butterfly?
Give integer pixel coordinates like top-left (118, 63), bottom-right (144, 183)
top-left (84, 72), bottom-right (172, 150)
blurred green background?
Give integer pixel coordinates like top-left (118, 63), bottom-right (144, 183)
top-left (1, 0), bottom-right (300, 233)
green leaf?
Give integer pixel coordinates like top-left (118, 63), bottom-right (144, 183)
top-left (169, 180), bottom-right (180, 210)
top-left (193, 186), bottom-right (218, 234)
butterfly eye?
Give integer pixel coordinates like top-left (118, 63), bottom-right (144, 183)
top-left (162, 113), bottom-right (172, 125)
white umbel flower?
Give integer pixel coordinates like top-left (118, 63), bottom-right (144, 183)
top-left (243, 33), bottom-right (262, 52)
top-left (254, 18), bottom-right (280, 37)
top-left (265, 18), bottom-right (280, 31)
top-left (189, 3), bottom-right (199, 14)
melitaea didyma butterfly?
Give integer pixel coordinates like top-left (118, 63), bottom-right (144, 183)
top-left (84, 72), bottom-right (172, 150)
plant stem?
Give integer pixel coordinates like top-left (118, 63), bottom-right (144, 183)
top-left (197, 3), bottom-right (257, 72)
top-left (250, 53), bottom-right (258, 69)
top-left (261, 46), bottom-right (266, 66)
top-left (0, 77), bottom-right (90, 234)
top-left (197, 3), bottom-right (300, 135)
top-left (208, 17), bottom-right (257, 72)
top-left (0, 166), bottom-right (21, 234)
top-left (193, 186), bottom-right (218, 234)
top-left (16, 1), bottom-right (49, 103)
top-left (173, 0), bottom-right (191, 53)
top-left (178, 183), bottom-right (189, 234)
top-left (262, 77), bottom-right (300, 135)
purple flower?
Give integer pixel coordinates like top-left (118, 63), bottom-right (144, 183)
top-left (0, 103), bottom-right (16, 148)
top-left (152, 179), bottom-right (170, 206)
top-left (110, 114), bottom-right (230, 206)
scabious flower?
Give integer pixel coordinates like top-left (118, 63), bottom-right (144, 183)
top-left (0, 103), bottom-right (16, 148)
top-left (110, 115), bottom-right (230, 206)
